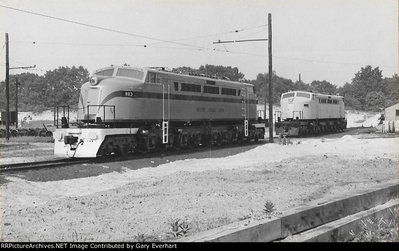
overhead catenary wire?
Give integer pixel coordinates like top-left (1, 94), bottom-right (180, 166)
top-left (0, 4), bottom-right (265, 53)
top-left (1, 4), bottom-right (396, 72)
top-left (0, 43), bottom-right (5, 57)
top-left (0, 4), bottom-right (210, 51)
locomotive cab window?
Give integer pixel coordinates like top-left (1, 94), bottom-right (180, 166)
top-left (203, 85), bottom-right (219, 94)
top-left (333, 100), bottom-right (338, 104)
top-left (221, 88), bottom-right (236, 96)
top-left (174, 82), bottom-right (179, 91)
top-left (147, 72), bottom-right (160, 83)
top-left (181, 83), bottom-right (201, 92)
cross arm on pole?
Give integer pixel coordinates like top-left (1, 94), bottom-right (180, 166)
top-left (9, 64), bottom-right (36, 70)
top-left (212, 38), bottom-right (268, 44)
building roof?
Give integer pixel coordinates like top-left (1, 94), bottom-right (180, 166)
top-left (385, 103), bottom-right (399, 111)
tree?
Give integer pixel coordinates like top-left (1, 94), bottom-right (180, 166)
top-left (0, 73), bottom-right (47, 112)
top-left (351, 65), bottom-right (383, 105)
top-left (251, 72), bottom-right (298, 105)
top-left (173, 64), bottom-right (245, 81)
top-left (44, 66), bottom-right (89, 108)
top-left (382, 74), bottom-right (399, 106)
top-left (310, 80), bottom-right (337, 94)
top-left (364, 91), bottom-right (386, 111)
top-left (0, 66), bottom-right (89, 112)
top-left (198, 65), bottom-right (244, 81)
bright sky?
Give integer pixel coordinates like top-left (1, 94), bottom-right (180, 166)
top-left (0, 0), bottom-right (397, 86)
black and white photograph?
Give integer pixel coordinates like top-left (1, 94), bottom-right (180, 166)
top-left (0, 0), bottom-right (398, 244)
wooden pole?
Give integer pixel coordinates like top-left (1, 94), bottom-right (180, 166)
top-left (268, 13), bottom-right (273, 142)
top-left (15, 78), bottom-right (19, 129)
top-left (5, 33), bottom-right (10, 141)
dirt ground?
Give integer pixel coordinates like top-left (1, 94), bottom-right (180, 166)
top-left (0, 132), bottom-right (398, 242)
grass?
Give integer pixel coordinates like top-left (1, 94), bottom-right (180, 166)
top-left (168, 219), bottom-right (192, 238)
top-left (263, 200), bottom-right (275, 214)
top-left (347, 208), bottom-right (398, 242)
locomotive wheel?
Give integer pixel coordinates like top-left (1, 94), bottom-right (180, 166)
top-left (138, 136), bottom-right (149, 154)
top-left (173, 134), bottom-right (182, 150)
top-left (237, 132), bottom-right (243, 144)
top-left (187, 134), bottom-right (195, 149)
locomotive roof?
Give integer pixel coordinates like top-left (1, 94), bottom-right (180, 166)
top-left (283, 90), bottom-right (343, 98)
top-left (93, 65), bottom-right (253, 87)
top-left (147, 67), bottom-right (254, 87)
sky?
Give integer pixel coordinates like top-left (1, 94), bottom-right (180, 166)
top-left (0, 0), bottom-right (397, 87)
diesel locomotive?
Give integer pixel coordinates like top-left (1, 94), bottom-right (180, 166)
top-left (53, 65), bottom-right (265, 158)
top-left (275, 91), bottom-right (347, 136)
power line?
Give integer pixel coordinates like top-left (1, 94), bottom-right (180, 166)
top-left (0, 43), bottom-right (5, 57)
top-left (0, 4), bottom-right (265, 54)
top-left (3, 4), bottom-right (394, 70)
top-left (0, 4), bottom-right (212, 51)
top-left (273, 55), bottom-right (398, 69)
top-left (1, 4), bottom-right (270, 55)
top-left (146, 24), bottom-right (267, 46)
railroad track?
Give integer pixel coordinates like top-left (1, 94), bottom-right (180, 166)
top-left (0, 158), bottom-right (92, 173)
top-left (0, 140), bottom-right (266, 173)
top-left (0, 128), bottom-right (382, 173)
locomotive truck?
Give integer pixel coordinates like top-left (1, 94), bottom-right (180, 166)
top-left (53, 65), bottom-right (265, 158)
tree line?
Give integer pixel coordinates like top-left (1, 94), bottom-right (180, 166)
top-left (0, 66), bottom-right (89, 112)
top-left (251, 65), bottom-right (398, 111)
top-left (0, 64), bottom-right (397, 113)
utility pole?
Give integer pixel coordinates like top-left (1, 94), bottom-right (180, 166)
top-left (5, 33), bottom-right (10, 141)
top-left (4, 33), bottom-right (35, 136)
top-left (213, 16), bottom-right (273, 142)
top-left (15, 78), bottom-right (20, 128)
top-left (268, 13), bottom-right (273, 143)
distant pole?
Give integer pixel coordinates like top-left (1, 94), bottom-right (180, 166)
top-left (15, 78), bottom-right (20, 129)
top-left (268, 13), bottom-right (273, 143)
top-left (299, 73), bottom-right (301, 83)
top-left (5, 33), bottom-right (10, 141)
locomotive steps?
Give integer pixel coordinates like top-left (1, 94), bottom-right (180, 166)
top-left (178, 180), bottom-right (398, 242)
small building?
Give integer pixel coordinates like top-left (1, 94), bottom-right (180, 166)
top-left (0, 111), bottom-right (17, 125)
top-left (379, 103), bottom-right (399, 133)
top-left (384, 103), bottom-right (399, 122)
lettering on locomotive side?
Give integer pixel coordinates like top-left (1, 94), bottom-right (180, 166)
top-left (124, 91), bottom-right (136, 97)
top-left (196, 107), bottom-right (205, 112)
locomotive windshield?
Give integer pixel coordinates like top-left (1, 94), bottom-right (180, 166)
top-left (116, 68), bottom-right (145, 80)
top-left (296, 92), bottom-right (311, 98)
top-left (95, 68), bottom-right (114, 76)
top-left (282, 92), bottom-right (295, 99)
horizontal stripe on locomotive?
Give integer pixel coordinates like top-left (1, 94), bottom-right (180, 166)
top-left (100, 90), bottom-right (256, 105)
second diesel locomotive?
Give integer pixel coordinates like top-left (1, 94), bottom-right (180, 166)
top-left (275, 91), bottom-right (347, 136)
top-left (53, 65), bottom-right (265, 158)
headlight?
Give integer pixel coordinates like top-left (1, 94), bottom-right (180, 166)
top-left (89, 132), bottom-right (98, 140)
top-left (90, 76), bottom-right (99, 86)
